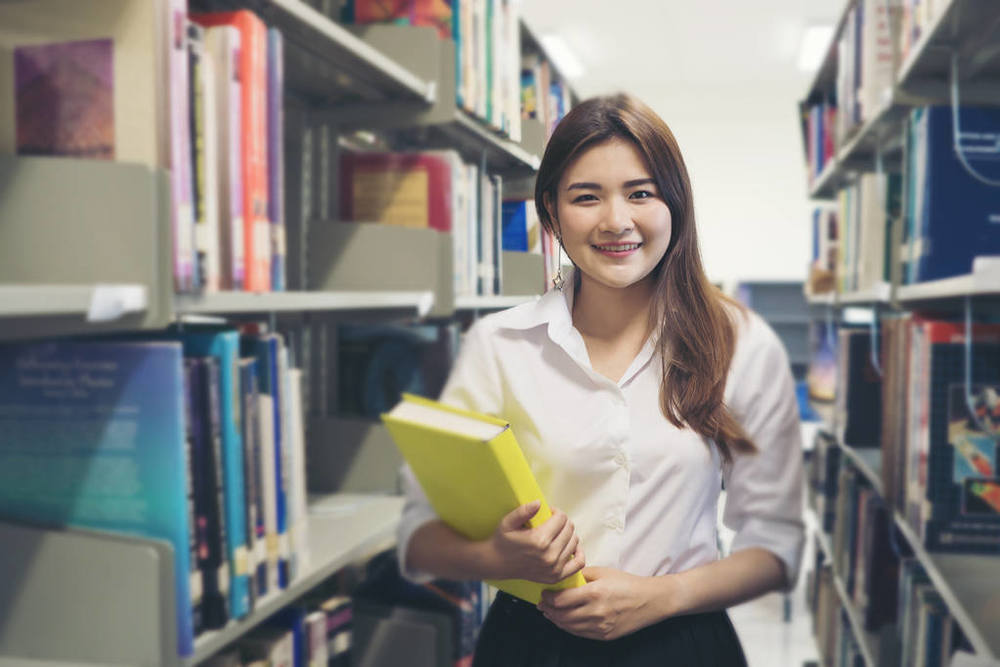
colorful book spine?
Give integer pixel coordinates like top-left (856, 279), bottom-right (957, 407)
top-left (240, 357), bottom-right (268, 599)
top-left (179, 331), bottom-right (251, 620)
top-left (169, 0), bottom-right (197, 292)
top-left (0, 341), bottom-right (196, 656)
top-left (193, 10), bottom-right (271, 292)
top-left (267, 27), bottom-right (286, 292)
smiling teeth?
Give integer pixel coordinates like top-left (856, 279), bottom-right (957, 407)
top-left (598, 243), bottom-right (641, 251)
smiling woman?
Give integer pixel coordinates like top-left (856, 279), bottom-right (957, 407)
top-left (397, 94), bottom-right (805, 667)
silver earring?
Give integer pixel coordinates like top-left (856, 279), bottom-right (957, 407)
top-left (553, 236), bottom-right (565, 291)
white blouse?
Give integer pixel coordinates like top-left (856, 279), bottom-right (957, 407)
top-left (397, 279), bottom-right (805, 589)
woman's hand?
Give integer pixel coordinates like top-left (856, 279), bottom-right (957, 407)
top-left (536, 567), bottom-right (664, 641)
top-left (485, 501), bottom-right (585, 584)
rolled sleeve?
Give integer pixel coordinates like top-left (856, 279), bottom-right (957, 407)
top-left (722, 315), bottom-right (806, 590)
top-left (395, 319), bottom-right (503, 583)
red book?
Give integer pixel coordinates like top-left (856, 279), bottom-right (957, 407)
top-left (192, 10), bottom-right (271, 292)
top-left (339, 152), bottom-right (454, 232)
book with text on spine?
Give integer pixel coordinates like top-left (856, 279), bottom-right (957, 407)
top-left (381, 393), bottom-right (585, 605)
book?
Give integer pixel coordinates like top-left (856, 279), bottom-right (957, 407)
top-left (338, 152), bottom-right (455, 231)
top-left (186, 357), bottom-right (231, 630)
top-left (267, 27), bottom-right (286, 292)
top-left (13, 38), bottom-right (114, 159)
top-left (204, 25), bottom-right (246, 290)
top-left (193, 10), bottom-right (271, 292)
top-left (0, 340), bottom-right (196, 655)
top-left (381, 393), bottom-right (587, 604)
top-left (188, 22), bottom-right (222, 292)
top-left (239, 357), bottom-right (267, 601)
top-left (177, 331), bottom-right (251, 620)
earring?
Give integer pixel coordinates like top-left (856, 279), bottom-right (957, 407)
top-left (552, 235), bottom-right (565, 291)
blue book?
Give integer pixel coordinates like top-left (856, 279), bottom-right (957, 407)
top-left (0, 341), bottom-right (195, 656)
top-left (907, 105), bottom-right (1000, 283)
top-left (176, 331), bottom-right (251, 620)
top-left (501, 200), bottom-right (529, 252)
top-left (242, 332), bottom-right (289, 588)
top-left (267, 27), bottom-right (286, 292)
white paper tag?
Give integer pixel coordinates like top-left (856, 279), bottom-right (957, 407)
top-left (87, 285), bottom-right (147, 322)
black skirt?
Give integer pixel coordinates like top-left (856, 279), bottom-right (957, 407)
top-left (472, 592), bottom-right (748, 667)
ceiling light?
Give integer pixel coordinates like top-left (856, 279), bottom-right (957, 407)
top-left (797, 25), bottom-right (834, 72)
top-left (539, 33), bottom-right (584, 79)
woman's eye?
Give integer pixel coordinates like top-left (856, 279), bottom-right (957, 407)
top-left (630, 190), bottom-right (654, 200)
top-left (572, 194), bottom-right (597, 203)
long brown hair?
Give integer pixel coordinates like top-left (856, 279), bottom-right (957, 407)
top-left (534, 93), bottom-right (755, 463)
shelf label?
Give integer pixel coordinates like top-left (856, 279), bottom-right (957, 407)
top-left (87, 285), bottom-right (147, 322)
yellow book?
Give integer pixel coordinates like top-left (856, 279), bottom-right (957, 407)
top-left (381, 393), bottom-right (586, 604)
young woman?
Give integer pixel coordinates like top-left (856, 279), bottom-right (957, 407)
top-left (397, 93), bottom-right (804, 665)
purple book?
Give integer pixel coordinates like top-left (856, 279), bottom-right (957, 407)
top-left (267, 28), bottom-right (285, 291)
top-left (14, 38), bottom-right (114, 159)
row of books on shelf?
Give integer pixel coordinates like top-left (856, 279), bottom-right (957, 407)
top-left (340, 149), bottom-right (557, 296)
top-left (322, 0), bottom-right (574, 143)
top-left (807, 435), bottom-right (974, 667)
top-left (899, 0), bottom-right (949, 66)
top-left (809, 565), bottom-right (870, 667)
top-left (201, 594), bottom-right (352, 667)
top-left (810, 316), bottom-right (1000, 554)
top-left (806, 104), bottom-right (1000, 295)
top-left (0, 1), bottom-right (286, 294)
top-left (0, 327), bottom-right (311, 657)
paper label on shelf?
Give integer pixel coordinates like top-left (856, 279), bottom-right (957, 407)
top-left (86, 285), bottom-right (147, 322)
top-left (233, 546), bottom-right (250, 576)
top-left (266, 533), bottom-right (279, 558)
top-left (255, 538), bottom-right (268, 564)
top-left (972, 256), bottom-right (1000, 291)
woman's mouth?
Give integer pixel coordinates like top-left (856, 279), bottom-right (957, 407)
top-left (592, 242), bottom-right (643, 257)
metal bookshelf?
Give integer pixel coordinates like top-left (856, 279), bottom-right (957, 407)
top-left (454, 295), bottom-right (539, 311)
top-left (896, 266), bottom-right (1000, 306)
top-left (194, 0), bottom-right (435, 106)
top-left (188, 494), bottom-right (403, 665)
top-left (0, 284), bottom-right (148, 321)
top-left (838, 443), bottom-right (884, 497)
top-left (809, 159), bottom-right (841, 200)
top-left (174, 290), bottom-right (436, 318)
top-left (892, 515), bottom-right (1000, 661)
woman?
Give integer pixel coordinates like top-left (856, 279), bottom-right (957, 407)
top-left (397, 93), bottom-right (804, 665)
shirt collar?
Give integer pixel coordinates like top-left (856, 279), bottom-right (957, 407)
top-left (495, 269), bottom-right (661, 388)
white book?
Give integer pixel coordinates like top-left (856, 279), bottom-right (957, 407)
top-left (277, 343), bottom-right (293, 580)
top-left (189, 22), bottom-right (222, 292)
top-left (257, 393), bottom-right (279, 593)
top-left (205, 25), bottom-right (245, 291)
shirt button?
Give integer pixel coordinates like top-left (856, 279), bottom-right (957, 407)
top-left (614, 452), bottom-right (627, 468)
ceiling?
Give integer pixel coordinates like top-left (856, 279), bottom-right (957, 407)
top-left (521, 0), bottom-right (844, 99)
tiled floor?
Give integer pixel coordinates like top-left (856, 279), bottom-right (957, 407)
top-left (729, 534), bottom-right (820, 667)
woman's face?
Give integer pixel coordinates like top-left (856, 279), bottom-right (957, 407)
top-left (549, 138), bottom-right (672, 294)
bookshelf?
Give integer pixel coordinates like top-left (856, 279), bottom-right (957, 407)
top-left (800, 2), bottom-right (1000, 663)
top-left (188, 494), bottom-right (403, 665)
top-left (0, 0), bottom-right (579, 663)
top-left (174, 290), bottom-right (436, 317)
top-left (0, 285), bottom-right (148, 321)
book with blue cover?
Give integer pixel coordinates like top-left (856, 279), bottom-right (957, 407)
top-left (905, 105), bottom-right (1000, 284)
top-left (242, 331), bottom-right (289, 588)
top-left (0, 341), bottom-right (196, 656)
top-left (176, 331), bottom-right (251, 620)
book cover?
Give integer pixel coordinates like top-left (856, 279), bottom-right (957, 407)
top-left (348, 0), bottom-right (454, 39)
top-left (382, 393), bottom-right (586, 604)
top-left (339, 152), bottom-right (454, 232)
top-left (0, 341), bottom-right (196, 656)
top-left (14, 38), bottom-right (114, 159)
top-left (267, 27), bottom-right (286, 292)
top-left (193, 10), bottom-right (271, 292)
top-left (286, 367), bottom-right (311, 579)
top-left (204, 25), bottom-right (246, 290)
top-left (908, 105), bottom-right (1000, 283)
top-left (321, 595), bottom-right (353, 667)
top-left (178, 331), bottom-right (252, 620)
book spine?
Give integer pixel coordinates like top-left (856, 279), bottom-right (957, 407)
top-left (188, 22), bottom-right (210, 292)
top-left (170, 2), bottom-right (196, 292)
top-left (274, 339), bottom-right (291, 587)
top-left (183, 361), bottom-right (206, 638)
top-left (267, 27), bottom-right (286, 292)
top-left (258, 391), bottom-right (279, 593)
top-left (239, 359), bottom-right (260, 605)
top-left (202, 358), bottom-right (231, 629)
